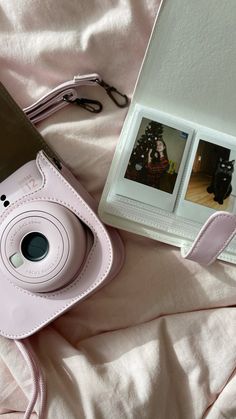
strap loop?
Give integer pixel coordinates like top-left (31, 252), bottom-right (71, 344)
top-left (23, 73), bottom-right (129, 123)
top-left (96, 79), bottom-right (129, 108)
top-left (182, 211), bottom-right (236, 265)
top-left (63, 95), bottom-right (103, 113)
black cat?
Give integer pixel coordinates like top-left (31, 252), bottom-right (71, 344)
top-left (207, 158), bottom-right (235, 205)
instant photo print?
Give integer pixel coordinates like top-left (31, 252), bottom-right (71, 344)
top-left (115, 108), bottom-right (193, 212)
top-left (99, 0), bottom-right (236, 264)
top-left (177, 132), bottom-right (236, 224)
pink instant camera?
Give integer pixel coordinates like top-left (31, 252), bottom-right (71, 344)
top-left (0, 151), bottom-right (124, 339)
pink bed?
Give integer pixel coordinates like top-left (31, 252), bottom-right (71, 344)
top-left (0, 1), bottom-right (236, 418)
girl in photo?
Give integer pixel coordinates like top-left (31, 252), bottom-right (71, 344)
top-left (147, 138), bottom-right (170, 187)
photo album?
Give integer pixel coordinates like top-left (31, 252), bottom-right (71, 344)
top-left (99, 0), bottom-right (236, 263)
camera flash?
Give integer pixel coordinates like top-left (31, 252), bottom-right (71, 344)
top-left (10, 252), bottom-right (24, 268)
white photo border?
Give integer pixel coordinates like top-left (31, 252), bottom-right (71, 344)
top-left (176, 129), bottom-right (236, 223)
top-left (115, 104), bottom-right (194, 212)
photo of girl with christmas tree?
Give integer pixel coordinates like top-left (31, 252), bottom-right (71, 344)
top-left (125, 118), bottom-right (188, 194)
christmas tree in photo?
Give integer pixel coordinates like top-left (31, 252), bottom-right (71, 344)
top-left (125, 120), bottom-right (169, 188)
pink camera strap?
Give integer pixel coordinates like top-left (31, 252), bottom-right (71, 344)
top-left (23, 73), bottom-right (129, 124)
top-left (15, 339), bottom-right (46, 419)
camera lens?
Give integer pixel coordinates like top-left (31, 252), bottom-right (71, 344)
top-left (21, 232), bottom-right (49, 262)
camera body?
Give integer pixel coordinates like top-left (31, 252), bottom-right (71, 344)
top-left (0, 160), bottom-right (87, 293)
top-left (0, 151), bottom-right (124, 339)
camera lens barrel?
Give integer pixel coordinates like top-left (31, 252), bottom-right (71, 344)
top-left (1, 201), bottom-right (87, 292)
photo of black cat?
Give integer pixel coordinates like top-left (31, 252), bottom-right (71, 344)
top-left (185, 139), bottom-right (236, 211)
top-left (207, 158), bottom-right (235, 205)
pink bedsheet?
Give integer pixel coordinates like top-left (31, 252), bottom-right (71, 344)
top-left (0, 1), bottom-right (236, 418)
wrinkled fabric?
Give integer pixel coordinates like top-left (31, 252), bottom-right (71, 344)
top-left (0, 1), bottom-right (236, 418)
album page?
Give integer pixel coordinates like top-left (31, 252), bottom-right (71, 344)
top-left (99, 0), bottom-right (236, 263)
